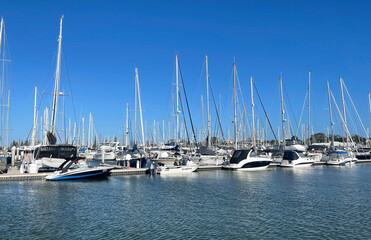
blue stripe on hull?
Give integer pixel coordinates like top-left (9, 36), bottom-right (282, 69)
top-left (49, 171), bottom-right (110, 181)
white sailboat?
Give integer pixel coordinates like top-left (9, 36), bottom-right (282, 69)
top-left (279, 76), bottom-right (313, 168)
top-left (326, 79), bottom-right (357, 165)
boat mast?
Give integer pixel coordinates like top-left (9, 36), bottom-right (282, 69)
top-left (176, 54), bottom-right (179, 144)
top-left (81, 117), bottom-right (85, 146)
top-left (206, 55), bottom-right (211, 147)
top-left (5, 89), bottom-right (9, 150)
top-left (308, 70), bottom-right (311, 145)
top-left (0, 18), bottom-right (3, 53)
top-left (88, 112), bottom-right (91, 148)
top-left (251, 77), bottom-right (255, 147)
top-left (201, 94), bottom-right (205, 142)
top-left (134, 68), bottom-right (138, 145)
top-left (32, 86), bottom-right (37, 146)
top-left (340, 77), bottom-right (349, 146)
top-left (280, 76), bottom-right (286, 148)
top-left (135, 67), bottom-right (145, 150)
top-left (125, 102), bottom-right (129, 147)
top-left (233, 61), bottom-right (237, 150)
top-left (50, 15), bottom-right (64, 136)
top-left (327, 81), bottom-right (335, 149)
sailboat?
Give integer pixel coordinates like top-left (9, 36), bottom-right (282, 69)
top-left (325, 79), bottom-right (357, 166)
top-left (223, 66), bottom-right (272, 170)
top-left (31, 16), bottom-right (81, 170)
top-left (279, 76), bottom-right (313, 167)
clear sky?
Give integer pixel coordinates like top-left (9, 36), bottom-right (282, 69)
top-left (1, 0), bottom-right (371, 144)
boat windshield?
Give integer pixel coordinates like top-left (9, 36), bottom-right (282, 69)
top-left (283, 151), bottom-right (299, 160)
top-left (70, 161), bottom-right (92, 169)
top-left (230, 150), bottom-right (249, 164)
top-left (330, 152), bottom-right (348, 160)
top-left (297, 151), bottom-right (306, 158)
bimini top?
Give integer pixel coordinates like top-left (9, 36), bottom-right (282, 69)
top-left (283, 150), bottom-right (300, 161)
top-left (229, 150), bottom-right (250, 164)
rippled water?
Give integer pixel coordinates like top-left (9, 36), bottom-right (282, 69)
top-left (1, 164), bottom-right (371, 239)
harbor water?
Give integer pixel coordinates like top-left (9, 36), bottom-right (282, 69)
top-left (1, 164), bottom-right (371, 239)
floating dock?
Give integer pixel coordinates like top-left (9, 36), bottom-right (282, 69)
top-left (0, 168), bottom-right (148, 182)
top-left (1, 160), bottom-right (371, 181)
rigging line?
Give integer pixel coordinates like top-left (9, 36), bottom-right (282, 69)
top-left (178, 59), bottom-right (197, 143)
top-left (178, 90), bottom-right (190, 144)
top-left (330, 90), bottom-right (357, 151)
top-left (345, 100), bottom-right (361, 142)
top-left (253, 82), bottom-right (277, 141)
top-left (208, 75), bottom-right (225, 141)
top-left (295, 90), bottom-right (308, 137)
top-left (235, 67), bottom-right (251, 135)
top-left (342, 81), bottom-right (369, 138)
top-left (62, 46), bottom-right (78, 130)
top-left (283, 81), bottom-right (299, 132)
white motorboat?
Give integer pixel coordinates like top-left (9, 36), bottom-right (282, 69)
top-left (326, 150), bottom-right (357, 166)
top-left (155, 161), bottom-right (198, 175)
top-left (280, 150), bottom-right (314, 168)
top-left (223, 149), bottom-right (272, 171)
top-left (45, 160), bottom-right (113, 181)
top-left (94, 142), bottom-right (119, 161)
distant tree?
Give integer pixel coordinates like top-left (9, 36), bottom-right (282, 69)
top-left (334, 134), bottom-right (344, 142)
top-left (310, 133), bottom-right (326, 143)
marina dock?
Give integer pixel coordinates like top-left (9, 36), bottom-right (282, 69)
top-left (2, 160), bottom-right (371, 181)
top-left (0, 168), bottom-right (148, 182)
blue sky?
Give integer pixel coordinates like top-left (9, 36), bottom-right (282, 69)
top-left (1, 0), bottom-right (371, 144)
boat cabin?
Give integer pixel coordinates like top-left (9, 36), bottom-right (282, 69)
top-left (34, 145), bottom-right (78, 161)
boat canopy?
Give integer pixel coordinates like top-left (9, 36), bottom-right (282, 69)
top-left (229, 150), bottom-right (249, 164)
top-left (34, 145), bottom-right (78, 160)
top-left (331, 151), bottom-right (347, 154)
top-left (283, 150), bottom-right (299, 161)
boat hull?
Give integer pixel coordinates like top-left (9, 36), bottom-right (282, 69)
top-left (45, 167), bottom-right (112, 181)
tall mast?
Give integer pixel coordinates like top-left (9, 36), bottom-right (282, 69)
top-left (280, 76), bottom-right (286, 148)
top-left (81, 117), bottom-right (85, 146)
top-left (125, 102), bottom-right (129, 147)
top-left (218, 93), bottom-right (221, 143)
top-left (176, 54), bottom-right (179, 144)
top-left (233, 61), bottom-right (237, 150)
top-left (32, 86), bottom-right (37, 146)
top-left (308, 70), bottom-right (311, 145)
top-left (327, 81), bottom-right (335, 149)
top-left (135, 67), bottom-right (145, 149)
top-left (251, 77), bottom-right (255, 147)
top-left (201, 94), bottom-right (205, 142)
top-left (50, 15), bottom-right (64, 135)
top-left (162, 120), bottom-right (165, 144)
top-left (134, 68), bottom-right (138, 145)
top-left (0, 18), bottom-right (3, 54)
top-left (206, 55), bottom-right (211, 147)
top-left (5, 89), bottom-right (9, 150)
top-left (88, 113), bottom-right (91, 148)
top-left (340, 77), bottom-right (348, 145)
top-left (43, 107), bottom-right (49, 145)
top-left (172, 93), bottom-right (175, 141)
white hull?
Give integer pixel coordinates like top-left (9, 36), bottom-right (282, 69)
top-left (280, 160), bottom-right (313, 168)
top-left (156, 165), bottom-right (198, 175)
top-left (94, 152), bottom-right (116, 161)
top-left (45, 166), bottom-right (113, 180)
top-left (326, 159), bottom-right (357, 166)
